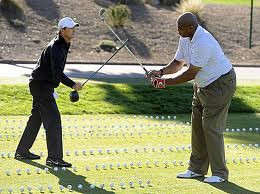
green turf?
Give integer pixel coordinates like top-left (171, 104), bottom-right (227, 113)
top-left (0, 114), bottom-right (259, 193)
top-left (1, 84), bottom-right (260, 115)
top-left (202, 0), bottom-right (260, 7)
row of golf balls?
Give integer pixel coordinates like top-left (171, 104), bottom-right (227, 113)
top-left (0, 123), bottom-right (187, 133)
top-left (1, 127), bottom-right (259, 137)
top-left (0, 115), bottom-right (178, 123)
top-left (1, 128), bottom-right (258, 141)
top-left (3, 157), bottom-right (259, 176)
top-left (0, 130), bottom-right (191, 140)
top-left (0, 180), bottom-right (152, 193)
top-left (1, 143), bottom-right (258, 158)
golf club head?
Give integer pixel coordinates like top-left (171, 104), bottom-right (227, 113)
top-left (99, 8), bottom-right (105, 19)
top-left (69, 90), bottom-right (79, 102)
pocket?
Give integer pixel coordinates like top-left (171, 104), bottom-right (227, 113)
top-left (217, 80), bottom-right (224, 95)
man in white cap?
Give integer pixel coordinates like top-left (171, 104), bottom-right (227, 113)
top-left (15, 17), bottom-right (82, 167)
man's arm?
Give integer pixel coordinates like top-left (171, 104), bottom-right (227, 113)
top-left (161, 59), bottom-right (184, 75)
top-left (147, 59), bottom-right (184, 77)
top-left (165, 64), bottom-right (201, 85)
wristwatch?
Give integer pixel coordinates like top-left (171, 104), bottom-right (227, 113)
top-left (160, 69), bottom-right (164, 77)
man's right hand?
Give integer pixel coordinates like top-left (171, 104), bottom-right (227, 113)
top-left (72, 82), bottom-right (83, 91)
top-left (146, 70), bottom-right (162, 78)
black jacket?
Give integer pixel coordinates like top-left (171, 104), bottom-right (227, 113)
top-left (30, 35), bottom-right (75, 89)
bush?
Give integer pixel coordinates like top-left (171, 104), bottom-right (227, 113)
top-left (177, 0), bottom-right (204, 18)
top-left (107, 4), bottom-right (131, 27)
top-left (0, 0), bottom-right (24, 17)
top-left (110, 0), bottom-right (143, 5)
top-left (99, 40), bottom-right (117, 52)
top-left (0, 0), bottom-right (25, 28)
top-left (160, 0), bottom-right (180, 6)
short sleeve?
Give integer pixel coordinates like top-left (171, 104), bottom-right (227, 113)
top-left (190, 44), bottom-right (212, 67)
top-left (174, 38), bottom-right (185, 61)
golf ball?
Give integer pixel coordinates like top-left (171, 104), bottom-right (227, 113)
top-left (8, 188), bottom-right (13, 193)
top-left (67, 185), bottom-right (72, 190)
top-left (6, 170), bottom-right (10, 176)
top-left (44, 167), bottom-right (49, 173)
top-left (16, 169), bottom-right (21, 175)
top-left (120, 182), bottom-right (125, 188)
top-left (26, 169), bottom-right (30, 174)
top-left (129, 181), bottom-right (134, 188)
top-left (38, 186), bottom-right (43, 192)
top-left (27, 186), bottom-right (32, 192)
top-left (48, 185), bottom-right (52, 191)
top-left (36, 168), bottom-right (41, 174)
top-left (78, 184), bottom-right (82, 189)
top-left (59, 185), bottom-right (64, 191)
top-left (20, 187), bottom-right (24, 192)
top-left (110, 183), bottom-right (114, 189)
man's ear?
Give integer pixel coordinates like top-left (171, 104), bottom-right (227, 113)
top-left (60, 28), bottom-right (65, 34)
top-left (189, 25), bottom-right (194, 32)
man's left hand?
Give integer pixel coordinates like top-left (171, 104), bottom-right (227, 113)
top-left (150, 76), bottom-right (166, 89)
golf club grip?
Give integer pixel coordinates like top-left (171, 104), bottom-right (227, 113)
top-left (82, 39), bottom-right (128, 86)
top-left (100, 16), bottom-right (148, 75)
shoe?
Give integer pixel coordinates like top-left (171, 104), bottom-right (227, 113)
top-left (204, 176), bottom-right (226, 183)
top-left (177, 170), bottom-right (203, 178)
top-left (46, 158), bottom-right (72, 167)
top-left (14, 152), bottom-right (41, 160)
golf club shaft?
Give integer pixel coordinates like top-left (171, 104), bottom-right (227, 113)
top-left (99, 10), bottom-right (148, 75)
top-left (82, 39), bottom-right (128, 86)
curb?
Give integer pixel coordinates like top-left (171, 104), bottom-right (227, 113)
top-left (1, 60), bottom-right (260, 67)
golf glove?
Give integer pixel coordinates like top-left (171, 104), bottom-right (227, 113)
top-left (150, 76), bottom-right (166, 89)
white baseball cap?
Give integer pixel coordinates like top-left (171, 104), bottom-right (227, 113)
top-left (58, 17), bottom-right (79, 30)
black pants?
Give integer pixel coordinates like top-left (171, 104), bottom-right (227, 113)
top-left (16, 81), bottom-right (63, 159)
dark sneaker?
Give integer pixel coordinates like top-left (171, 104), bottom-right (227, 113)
top-left (14, 152), bottom-right (41, 160)
top-left (46, 158), bottom-right (72, 167)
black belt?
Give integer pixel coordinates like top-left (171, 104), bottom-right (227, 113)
top-left (222, 69), bottom-right (232, 76)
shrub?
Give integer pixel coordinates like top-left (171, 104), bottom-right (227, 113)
top-left (99, 40), bottom-right (117, 52)
top-left (0, 0), bottom-right (24, 17)
top-left (110, 0), bottom-right (143, 5)
top-left (0, 0), bottom-right (25, 28)
top-left (160, 0), bottom-right (180, 6)
top-left (177, 0), bottom-right (204, 18)
top-left (107, 4), bottom-right (131, 27)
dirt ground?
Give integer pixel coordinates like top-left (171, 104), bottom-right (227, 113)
top-left (0, 0), bottom-right (259, 65)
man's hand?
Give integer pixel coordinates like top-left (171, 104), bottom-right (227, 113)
top-left (147, 70), bottom-right (162, 78)
top-left (72, 82), bottom-right (83, 91)
top-left (150, 76), bottom-right (166, 89)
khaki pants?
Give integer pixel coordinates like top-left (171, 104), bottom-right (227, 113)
top-left (188, 68), bottom-right (236, 180)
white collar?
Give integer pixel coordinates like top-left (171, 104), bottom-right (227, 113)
top-left (190, 25), bottom-right (202, 43)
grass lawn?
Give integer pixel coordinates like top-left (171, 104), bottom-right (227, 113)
top-left (0, 83), bottom-right (260, 115)
top-left (0, 114), bottom-right (259, 193)
top-left (202, 0), bottom-right (260, 7)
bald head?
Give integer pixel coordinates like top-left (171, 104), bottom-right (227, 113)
top-left (177, 12), bottom-right (198, 28)
top-left (177, 12), bottom-right (199, 38)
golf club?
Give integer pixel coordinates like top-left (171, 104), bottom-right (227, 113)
top-left (69, 38), bottom-right (129, 102)
top-left (99, 8), bottom-right (149, 75)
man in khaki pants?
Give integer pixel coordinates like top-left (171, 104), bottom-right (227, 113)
top-left (147, 12), bottom-right (236, 183)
